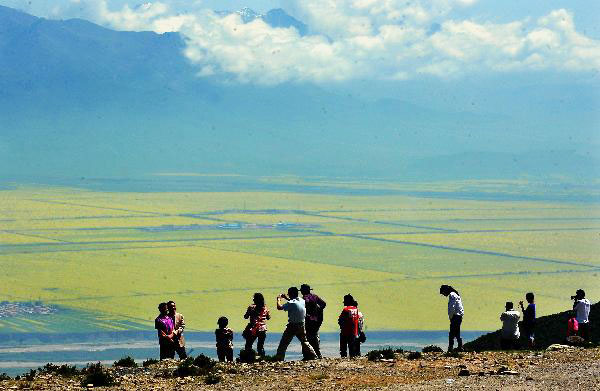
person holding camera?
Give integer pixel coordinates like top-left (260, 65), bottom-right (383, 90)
top-left (572, 289), bottom-right (591, 341)
top-left (274, 287), bottom-right (317, 361)
top-left (519, 292), bottom-right (536, 348)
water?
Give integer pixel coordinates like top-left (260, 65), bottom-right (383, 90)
top-left (0, 330), bottom-right (488, 377)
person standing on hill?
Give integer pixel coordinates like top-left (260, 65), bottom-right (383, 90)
top-left (440, 285), bottom-right (464, 352)
top-left (500, 302), bottom-right (521, 350)
top-left (573, 289), bottom-right (591, 341)
top-left (155, 302), bottom-right (175, 360)
top-left (275, 287), bottom-right (317, 361)
top-left (301, 284), bottom-right (326, 359)
top-left (243, 292), bottom-right (271, 357)
top-left (215, 316), bottom-right (234, 362)
top-left (338, 294), bottom-right (360, 358)
top-left (167, 300), bottom-right (187, 359)
top-left (354, 300), bottom-right (366, 356)
top-left (519, 292), bottom-right (536, 348)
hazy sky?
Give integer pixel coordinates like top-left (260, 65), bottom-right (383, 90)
top-left (2, 0), bottom-right (599, 86)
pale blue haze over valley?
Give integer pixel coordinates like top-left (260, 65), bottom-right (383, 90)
top-left (0, 0), bottom-right (598, 180)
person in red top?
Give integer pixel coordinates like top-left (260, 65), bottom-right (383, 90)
top-left (243, 292), bottom-right (271, 357)
top-left (338, 294), bottom-right (359, 358)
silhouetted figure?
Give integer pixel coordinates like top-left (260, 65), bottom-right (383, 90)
top-left (215, 316), bottom-right (234, 362)
top-left (301, 284), bottom-right (326, 358)
top-left (572, 289), bottom-right (591, 341)
top-left (500, 302), bottom-right (520, 350)
top-left (167, 300), bottom-right (187, 359)
top-left (155, 302), bottom-right (175, 360)
top-left (275, 287), bottom-right (317, 361)
top-left (243, 292), bottom-right (271, 356)
top-left (338, 294), bottom-right (360, 358)
top-left (519, 292), bottom-right (536, 349)
top-left (440, 285), bottom-right (464, 352)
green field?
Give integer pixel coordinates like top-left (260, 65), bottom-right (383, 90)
top-left (1, 181), bottom-right (599, 334)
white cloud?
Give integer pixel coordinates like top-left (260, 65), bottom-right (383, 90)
top-left (47, 1), bottom-right (600, 84)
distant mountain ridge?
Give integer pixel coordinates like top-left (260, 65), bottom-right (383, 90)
top-left (217, 7), bottom-right (308, 35)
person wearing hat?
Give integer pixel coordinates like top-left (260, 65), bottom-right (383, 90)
top-left (338, 294), bottom-right (359, 358)
top-left (274, 286), bottom-right (317, 361)
top-left (300, 284), bottom-right (326, 358)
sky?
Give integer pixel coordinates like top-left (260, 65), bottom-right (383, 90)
top-left (2, 0), bottom-right (600, 86)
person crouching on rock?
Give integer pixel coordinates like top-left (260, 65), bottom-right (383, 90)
top-left (500, 301), bottom-right (521, 350)
top-left (215, 316), bottom-right (234, 362)
top-left (155, 302), bottom-right (175, 360)
top-left (275, 287), bottom-right (317, 361)
top-left (338, 294), bottom-right (360, 358)
top-left (243, 292), bottom-right (271, 357)
top-left (440, 285), bottom-right (464, 352)
top-left (572, 289), bottom-right (591, 341)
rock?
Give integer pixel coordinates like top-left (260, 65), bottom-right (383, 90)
top-left (496, 366), bottom-right (509, 374)
top-left (526, 376), bottom-right (534, 381)
top-left (503, 371), bottom-right (519, 376)
top-left (546, 344), bottom-right (573, 351)
top-left (445, 378), bottom-right (455, 384)
top-left (444, 365), bottom-right (452, 369)
top-left (458, 369), bottom-right (470, 376)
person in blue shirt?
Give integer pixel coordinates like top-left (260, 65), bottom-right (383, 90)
top-left (274, 286), bottom-right (317, 361)
top-left (519, 292), bottom-right (536, 349)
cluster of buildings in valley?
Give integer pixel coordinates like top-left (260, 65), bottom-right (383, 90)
top-left (0, 302), bottom-right (57, 318)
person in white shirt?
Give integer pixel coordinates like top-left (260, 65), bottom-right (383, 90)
top-left (573, 289), bottom-right (591, 341)
top-left (440, 285), bottom-right (464, 352)
top-left (500, 302), bottom-right (521, 350)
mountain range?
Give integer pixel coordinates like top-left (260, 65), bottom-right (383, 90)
top-left (0, 4), bottom-right (597, 181)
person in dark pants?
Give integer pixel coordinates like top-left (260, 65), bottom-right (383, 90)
top-left (243, 292), bottom-right (271, 356)
top-left (215, 316), bottom-right (234, 362)
top-left (275, 287), bottom-right (317, 361)
top-left (519, 292), bottom-right (536, 348)
top-left (301, 284), bottom-right (326, 359)
top-left (440, 285), bottom-right (464, 352)
top-left (167, 300), bottom-right (187, 359)
top-left (155, 302), bottom-right (175, 360)
top-left (338, 294), bottom-right (359, 358)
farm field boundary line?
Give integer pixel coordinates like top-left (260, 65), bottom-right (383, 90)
top-left (315, 206), bottom-right (589, 212)
top-left (343, 234), bottom-right (599, 269)
top-left (0, 230), bottom-right (70, 243)
top-left (193, 243), bottom-right (598, 280)
top-left (302, 211), bottom-right (456, 232)
top-left (25, 199), bottom-right (165, 216)
top-left (0, 234), bottom-right (328, 255)
top-left (2, 227), bottom-right (598, 263)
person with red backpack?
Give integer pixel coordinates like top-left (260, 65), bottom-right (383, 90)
top-left (338, 294), bottom-right (359, 358)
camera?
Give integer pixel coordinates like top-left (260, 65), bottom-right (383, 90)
top-left (571, 295), bottom-right (577, 300)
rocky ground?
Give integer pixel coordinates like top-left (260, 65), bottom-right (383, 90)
top-left (2, 346), bottom-right (599, 390)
